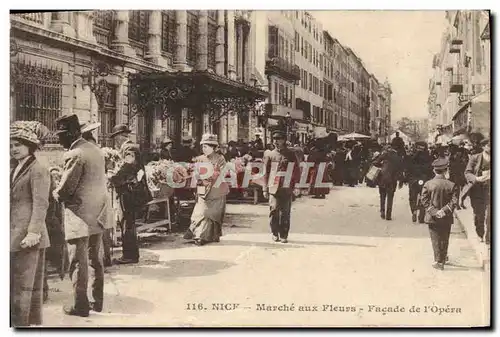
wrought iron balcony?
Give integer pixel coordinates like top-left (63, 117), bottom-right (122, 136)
top-left (449, 36), bottom-right (462, 53)
top-left (449, 74), bottom-right (463, 93)
top-left (265, 56), bottom-right (301, 82)
top-left (458, 93), bottom-right (473, 104)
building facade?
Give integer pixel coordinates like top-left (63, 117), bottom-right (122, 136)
top-left (369, 74), bottom-right (380, 139)
top-left (10, 10), bottom-right (266, 157)
top-left (427, 10), bottom-right (491, 140)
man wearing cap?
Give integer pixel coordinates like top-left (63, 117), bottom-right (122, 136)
top-left (464, 138), bottom-right (491, 244)
top-left (52, 114), bottom-right (108, 316)
top-left (420, 157), bottom-right (458, 270)
top-left (404, 141), bottom-right (434, 223)
top-left (262, 129), bottom-right (301, 243)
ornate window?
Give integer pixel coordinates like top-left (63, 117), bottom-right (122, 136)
top-left (161, 10), bottom-right (176, 54)
top-left (93, 10), bottom-right (114, 47)
top-left (267, 25), bottom-right (278, 59)
top-left (13, 60), bottom-right (63, 144)
top-left (99, 84), bottom-right (117, 148)
top-left (129, 10), bottom-right (149, 57)
top-left (208, 12), bottom-right (218, 70)
top-left (186, 11), bottom-right (199, 65)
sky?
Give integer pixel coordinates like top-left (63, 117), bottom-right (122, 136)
top-left (312, 11), bottom-right (448, 122)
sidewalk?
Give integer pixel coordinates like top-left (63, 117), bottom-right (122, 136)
top-left (454, 199), bottom-right (490, 271)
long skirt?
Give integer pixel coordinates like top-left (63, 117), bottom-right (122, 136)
top-left (189, 196), bottom-right (226, 243)
top-left (11, 248), bottom-right (45, 327)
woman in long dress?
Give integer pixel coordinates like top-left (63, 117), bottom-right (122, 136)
top-left (10, 123), bottom-right (51, 326)
top-left (186, 134), bottom-right (228, 246)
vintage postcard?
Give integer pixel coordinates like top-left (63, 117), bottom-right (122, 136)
top-left (9, 9), bottom-right (490, 327)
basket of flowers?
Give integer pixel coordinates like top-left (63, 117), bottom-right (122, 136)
top-left (102, 147), bottom-right (123, 173)
top-left (145, 160), bottom-right (192, 199)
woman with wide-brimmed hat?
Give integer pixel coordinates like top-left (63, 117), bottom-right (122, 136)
top-left (184, 134), bottom-right (229, 246)
top-left (10, 122), bottom-right (51, 326)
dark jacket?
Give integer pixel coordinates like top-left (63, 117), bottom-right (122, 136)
top-left (420, 176), bottom-right (457, 225)
top-left (372, 149), bottom-right (403, 188)
top-left (404, 150), bottom-right (434, 183)
top-left (263, 147), bottom-right (301, 195)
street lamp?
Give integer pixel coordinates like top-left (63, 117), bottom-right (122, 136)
top-left (284, 111), bottom-right (292, 142)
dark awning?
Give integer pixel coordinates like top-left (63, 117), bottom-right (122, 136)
top-left (128, 70), bottom-right (268, 121)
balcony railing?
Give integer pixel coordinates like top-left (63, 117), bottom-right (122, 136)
top-left (449, 74), bottom-right (463, 93)
top-left (265, 103), bottom-right (303, 120)
top-left (458, 93), bottom-right (473, 104)
top-left (93, 26), bottom-right (112, 47)
top-left (14, 12), bottom-right (44, 25)
top-left (265, 56), bottom-right (301, 82)
top-left (449, 36), bottom-right (462, 53)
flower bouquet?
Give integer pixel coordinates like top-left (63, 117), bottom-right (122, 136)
top-left (145, 160), bottom-right (192, 198)
top-left (102, 147), bottom-right (123, 173)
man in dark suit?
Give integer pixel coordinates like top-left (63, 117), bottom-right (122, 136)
top-left (262, 130), bottom-right (301, 243)
top-left (109, 125), bottom-right (151, 264)
top-left (464, 138), bottom-right (491, 244)
top-left (420, 158), bottom-right (458, 270)
top-left (404, 141), bottom-right (434, 223)
top-left (372, 144), bottom-right (404, 220)
top-left (53, 114), bottom-right (107, 317)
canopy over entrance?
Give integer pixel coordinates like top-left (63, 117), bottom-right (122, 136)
top-left (128, 70), bottom-right (268, 123)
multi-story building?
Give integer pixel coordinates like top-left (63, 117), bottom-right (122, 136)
top-left (291, 11), bottom-right (326, 139)
top-left (427, 10), bottom-right (491, 140)
top-left (332, 38), bottom-right (350, 133)
top-left (369, 74), bottom-right (380, 139)
top-left (256, 10), bottom-right (302, 144)
top-left (377, 80), bottom-right (392, 144)
top-left (10, 10), bottom-right (266, 157)
top-left (322, 31), bottom-right (337, 133)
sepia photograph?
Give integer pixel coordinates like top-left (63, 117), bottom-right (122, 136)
top-left (7, 7), bottom-right (491, 328)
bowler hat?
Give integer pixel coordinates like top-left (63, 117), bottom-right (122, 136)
top-left (80, 121), bottom-right (101, 134)
top-left (432, 158), bottom-right (449, 170)
top-left (55, 114), bottom-right (81, 135)
top-left (200, 133), bottom-right (219, 146)
top-left (415, 141), bottom-right (427, 149)
top-left (109, 124), bottom-right (132, 138)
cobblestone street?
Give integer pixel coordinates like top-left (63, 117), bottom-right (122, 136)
top-left (43, 185), bottom-right (489, 327)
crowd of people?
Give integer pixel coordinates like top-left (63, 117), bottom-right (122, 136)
top-left (10, 113), bottom-right (490, 325)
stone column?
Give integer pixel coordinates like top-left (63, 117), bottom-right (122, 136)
top-left (215, 10), bottom-right (225, 76)
top-left (237, 24), bottom-right (244, 81)
top-left (50, 11), bottom-right (76, 37)
top-left (111, 11), bottom-right (136, 57)
top-left (75, 11), bottom-right (96, 43)
top-left (174, 10), bottom-right (188, 71)
top-left (249, 10), bottom-right (257, 86)
top-left (145, 10), bottom-right (162, 64)
top-left (243, 25), bottom-right (250, 84)
top-left (226, 11), bottom-right (236, 80)
top-left (196, 10), bottom-right (208, 71)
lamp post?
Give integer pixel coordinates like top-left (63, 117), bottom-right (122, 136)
top-left (284, 111), bottom-right (292, 143)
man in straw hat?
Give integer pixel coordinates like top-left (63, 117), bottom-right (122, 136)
top-left (262, 129), bottom-right (301, 243)
top-left (80, 121), bottom-right (101, 145)
top-left (52, 114), bottom-right (108, 316)
top-left (420, 157), bottom-right (458, 270)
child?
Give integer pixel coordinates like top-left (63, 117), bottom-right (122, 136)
top-left (420, 158), bottom-right (458, 270)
